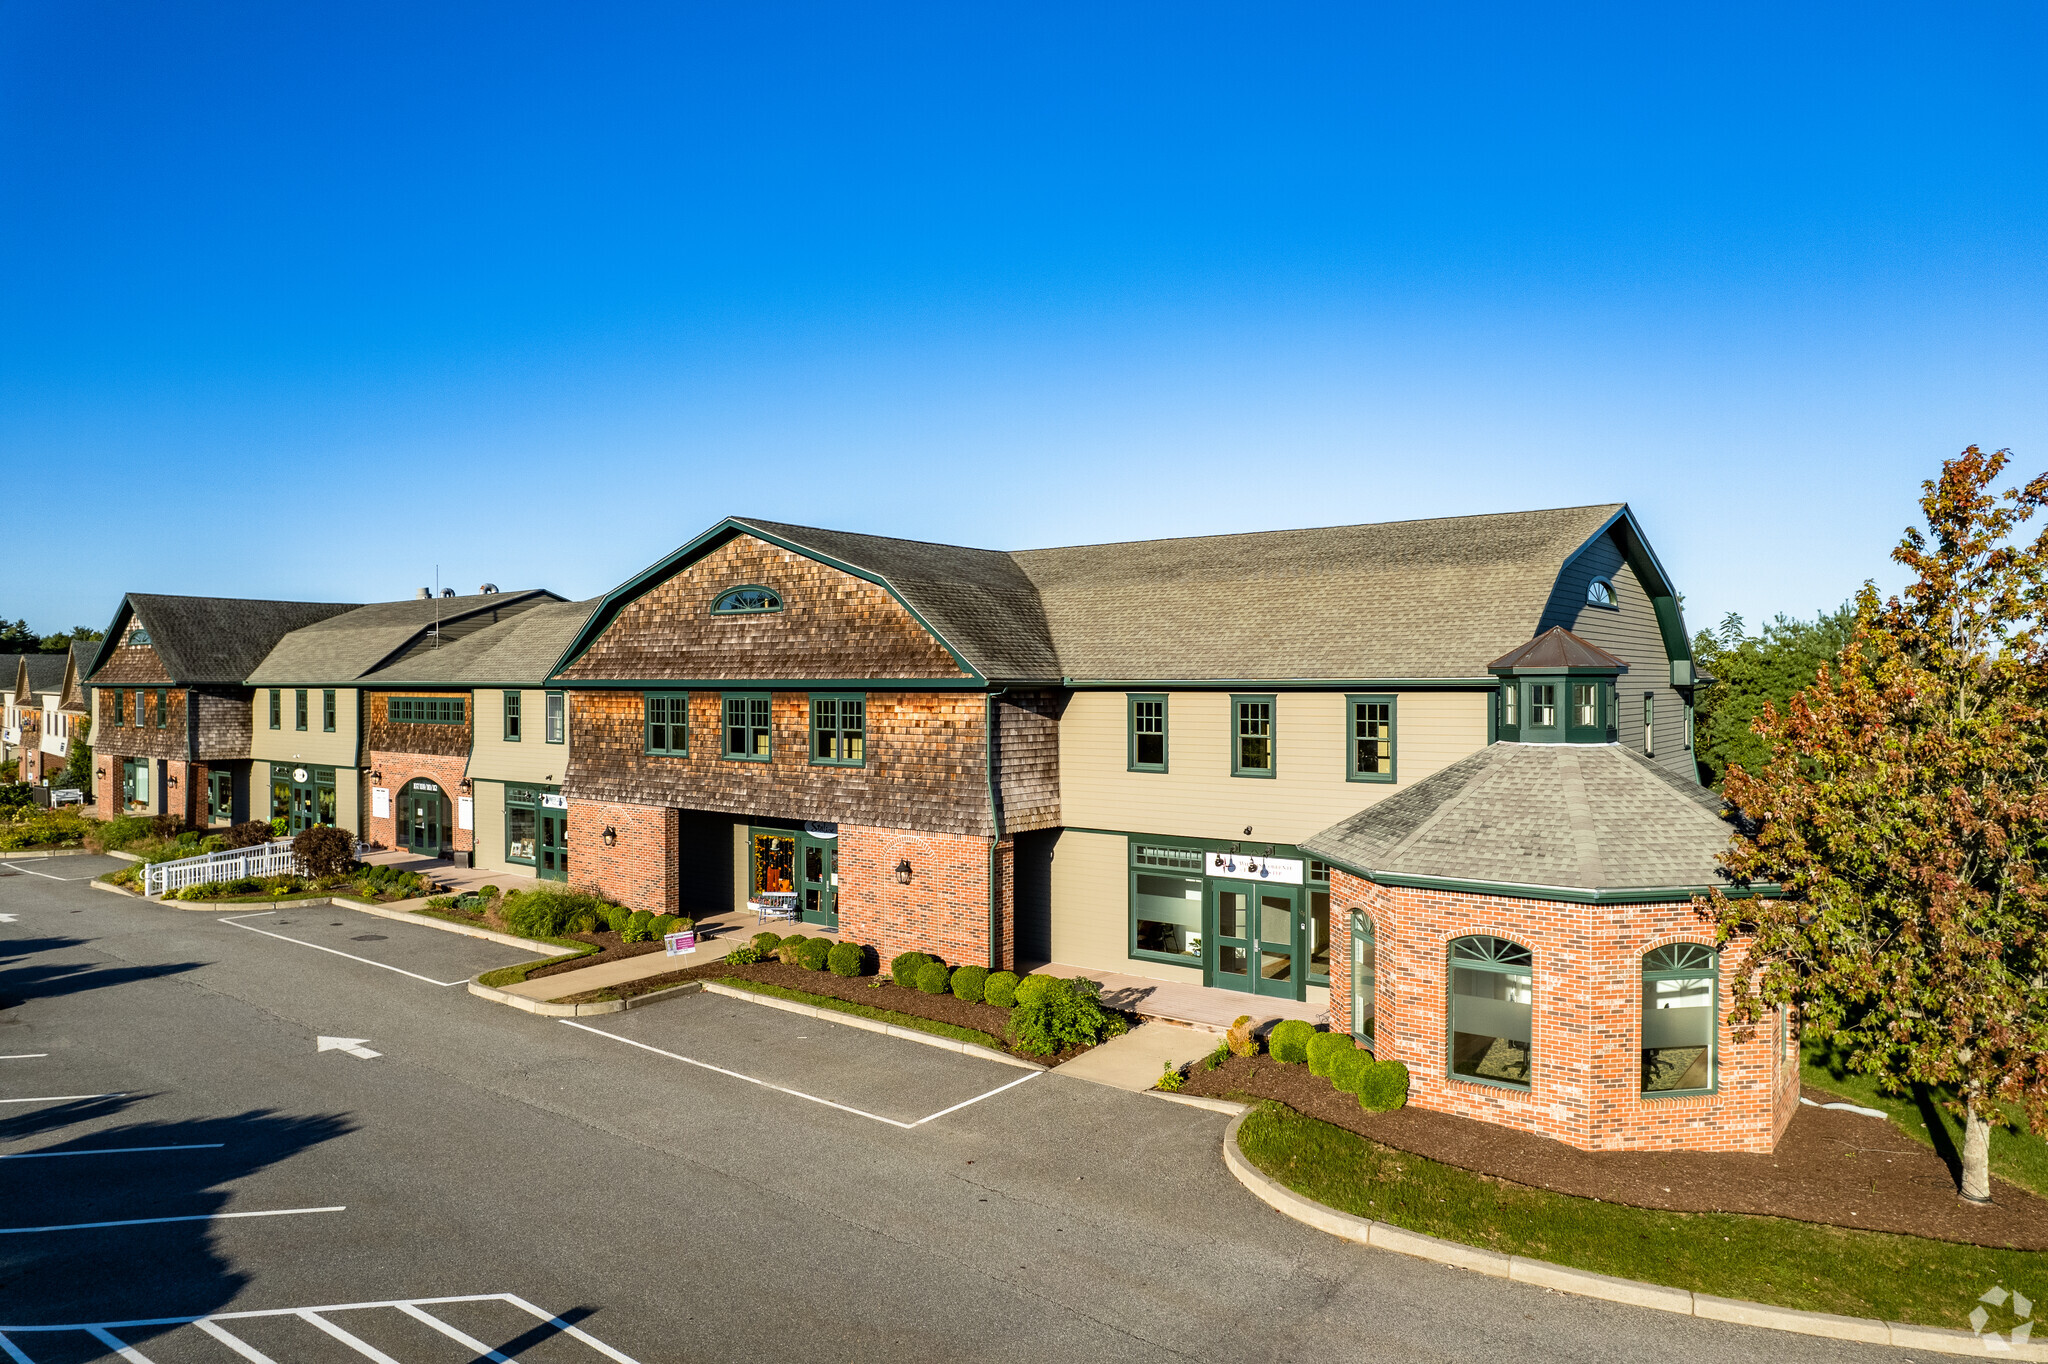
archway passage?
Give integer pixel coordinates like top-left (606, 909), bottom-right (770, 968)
top-left (402, 778), bottom-right (449, 856)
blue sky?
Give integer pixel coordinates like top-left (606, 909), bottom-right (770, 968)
top-left (3, 2), bottom-right (2042, 641)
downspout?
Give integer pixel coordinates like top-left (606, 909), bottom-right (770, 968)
top-left (985, 688), bottom-right (1008, 970)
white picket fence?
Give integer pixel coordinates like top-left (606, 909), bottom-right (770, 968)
top-left (144, 839), bottom-right (302, 898)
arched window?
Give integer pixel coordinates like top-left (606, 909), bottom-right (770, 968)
top-left (1449, 935), bottom-right (1533, 1088)
top-left (127, 627), bottom-right (151, 646)
top-left (711, 586), bottom-right (782, 615)
top-left (1642, 943), bottom-right (1717, 1094)
top-left (1351, 912), bottom-right (1376, 1049)
top-left (1586, 578), bottom-right (1617, 608)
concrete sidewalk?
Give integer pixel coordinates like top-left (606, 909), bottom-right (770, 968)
top-left (1054, 1021), bottom-right (1214, 1092)
top-left (499, 945), bottom-right (710, 1000)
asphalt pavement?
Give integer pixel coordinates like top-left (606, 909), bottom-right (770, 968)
top-left (0, 856), bottom-right (1920, 1362)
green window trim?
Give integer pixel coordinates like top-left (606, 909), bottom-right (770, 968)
top-left (1643, 691), bottom-right (1656, 757)
top-left (111, 689), bottom-right (124, 726)
top-left (1127, 693), bottom-right (1167, 772)
top-left (545, 691), bottom-right (566, 744)
top-left (722, 691), bottom-right (771, 760)
top-left (1230, 694), bottom-right (1276, 778)
top-left (293, 689), bottom-right (307, 732)
top-left (808, 693), bottom-right (866, 767)
top-left (1448, 935), bottom-right (1534, 1091)
top-left (267, 689), bottom-right (280, 730)
top-left (1128, 840), bottom-right (1206, 966)
top-left (1642, 942), bottom-right (1719, 1097)
top-left (644, 691), bottom-right (689, 756)
top-left (322, 689), bottom-right (337, 733)
top-left (710, 585), bottom-right (783, 615)
top-left (503, 690), bottom-right (522, 742)
top-left (157, 688), bottom-right (169, 730)
top-left (389, 696), bottom-right (466, 726)
top-left (1345, 693), bottom-right (1396, 783)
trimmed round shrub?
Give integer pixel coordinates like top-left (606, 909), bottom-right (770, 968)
top-left (778, 933), bottom-right (811, 963)
top-left (620, 910), bottom-right (657, 944)
top-left (1305, 1031), bottom-right (1354, 1077)
top-left (752, 932), bottom-right (784, 954)
top-left (890, 951), bottom-right (932, 985)
top-left (983, 970), bottom-right (1020, 1008)
top-left (827, 941), bottom-right (866, 977)
top-left (1268, 1019), bottom-right (1315, 1065)
top-left (950, 965), bottom-right (989, 1004)
top-left (1357, 1060), bottom-right (1409, 1112)
top-left (1012, 973), bottom-right (1057, 1008)
top-left (914, 960), bottom-right (952, 995)
top-left (602, 904), bottom-right (632, 933)
top-left (651, 914), bottom-right (681, 938)
top-left (1328, 1048), bottom-right (1375, 1096)
top-left (796, 937), bottom-right (833, 971)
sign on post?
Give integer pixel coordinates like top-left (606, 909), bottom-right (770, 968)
top-left (665, 930), bottom-right (697, 957)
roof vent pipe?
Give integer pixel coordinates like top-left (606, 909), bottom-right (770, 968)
top-left (416, 588), bottom-right (432, 600)
top-left (441, 588), bottom-right (456, 598)
top-left (479, 583), bottom-right (498, 594)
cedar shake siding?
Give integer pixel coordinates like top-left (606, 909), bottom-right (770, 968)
top-left (365, 692), bottom-right (474, 760)
top-left (195, 688), bottom-right (254, 760)
top-left (92, 640), bottom-right (174, 687)
top-left (104, 686), bottom-right (190, 761)
top-left (558, 536), bottom-right (972, 683)
top-left (994, 688), bottom-right (1062, 835)
top-left (565, 689), bottom-right (996, 837)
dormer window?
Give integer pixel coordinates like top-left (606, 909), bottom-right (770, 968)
top-left (1586, 578), bottom-right (1617, 608)
top-left (711, 587), bottom-right (782, 615)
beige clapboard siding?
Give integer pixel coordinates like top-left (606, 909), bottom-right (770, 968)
top-left (1552, 539), bottom-right (1696, 779)
top-left (1048, 829), bottom-right (1201, 982)
top-left (469, 689), bottom-right (571, 786)
top-left (247, 687), bottom-right (360, 768)
top-left (1057, 689), bottom-right (1491, 845)
top-left (471, 779), bottom-right (513, 875)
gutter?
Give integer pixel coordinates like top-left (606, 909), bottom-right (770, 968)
top-left (985, 688), bottom-right (1008, 969)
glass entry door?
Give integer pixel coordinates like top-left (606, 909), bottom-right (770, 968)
top-left (404, 780), bottom-right (447, 855)
top-left (1209, 879), bottom-right (1298, 997)
top-left (798, 833), bottom-right (837, 928)
top-left (537, 802), bottom-right (567, 881)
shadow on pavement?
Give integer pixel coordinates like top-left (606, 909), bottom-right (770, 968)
top-left (0, 952), bottom-right (205, 1011)
top-left (0, 1108), bottom-right (357, 1332)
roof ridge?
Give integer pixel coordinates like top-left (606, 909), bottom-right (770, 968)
top-left (1009, 503), bottom-right (1626, 557)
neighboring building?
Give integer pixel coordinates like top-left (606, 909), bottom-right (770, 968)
top-left (84, 595), bottom-right (361, 824)
top-left (244, 590), bottom-right (560, 847)
top-left (3, 645), bottom-right (92, 787)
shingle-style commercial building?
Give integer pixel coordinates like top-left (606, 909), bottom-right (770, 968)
top-left (3, 646), bottom-right (92, 787)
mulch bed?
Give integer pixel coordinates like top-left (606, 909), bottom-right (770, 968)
top-left (409, 907), bottom-right (667, 978)
top-left (1180, 1053), bottom-right (2048, 1250)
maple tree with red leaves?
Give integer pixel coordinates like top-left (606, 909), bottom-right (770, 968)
top-left (1700, 447), bottom-right (2048, 1206)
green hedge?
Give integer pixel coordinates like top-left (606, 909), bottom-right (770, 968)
top-left (1305, 1031), bottom-right (1354, 1077)
top-left (983, 970), bottom-right (1019, 1008)
top-left (950, 965), bottom-right (989, 1003)
top-left (1012, 973), bottom-right (1057, 1007)
top-left (1268, 1019), bottom-right (1315, 1065)
top-left (1357, 1059), bottom-right (1409, 1112)
top-left (796, 937), bottom-right (833, 971)
top-left (827, 941), bottom-right (867, 977)
top-left (914, 960), bottom-right (952, 994)
top-left (890, 950), bottom-right (932, 984)
top-left (1328, 1048), bottom-right (1375, 1096)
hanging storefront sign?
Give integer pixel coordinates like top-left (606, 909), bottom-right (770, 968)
top-left (293, 768), bottom-right (309, 783)
top-left (803, 821), bottom-right (837, 838)
top-left (1207, 852), bottom-right (1305, 884)
top-left (540, 793), bottom-right (567, 809)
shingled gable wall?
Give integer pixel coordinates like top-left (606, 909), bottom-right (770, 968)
top-left (1326, 870), bottom-right (1799, 1153)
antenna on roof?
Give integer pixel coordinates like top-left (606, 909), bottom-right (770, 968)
top-left (433, 566), bottom-right (440, 648)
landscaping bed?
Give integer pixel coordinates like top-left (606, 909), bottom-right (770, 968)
top-left (1184, 1052), bottom-right (2048, 1249)
top-left (1237, 1102), bottom-right (2043, 1328)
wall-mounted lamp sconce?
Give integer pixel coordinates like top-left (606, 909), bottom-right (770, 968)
top-left (369, 770), bottom-right (382, 781)
top-left (95, 766), bottom-right (106, 778)
top-left (458, 779), bottom-right (471, 793)
top-left (894, 859), bottom-right (913, 885)
top-left (1243, 826), bottom-right (1253, 836)
top-left (601, 826), bottom-right (617, 848)
top-left (166, 774), bottom-right (177, 786)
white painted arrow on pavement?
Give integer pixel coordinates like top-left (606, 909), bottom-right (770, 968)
top-left (316, 1036), bottom-right (381, 1060)
top-left (0, 914), bottom-right (18, 923)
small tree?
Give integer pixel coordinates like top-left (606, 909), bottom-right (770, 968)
top-left (292, 825), bottom-right (356, 879)
top-left (1701, 448), bottom-right (2048, 1204)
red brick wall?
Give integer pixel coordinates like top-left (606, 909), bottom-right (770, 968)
top-left (568, 799), bottom-right (679, 915)
top-left (835, 825), bottom-right (1012, 970)
top-left (1325, 870), bottom-right (1797, 1154)
top-left (366, 751), bottom-right (471, 854)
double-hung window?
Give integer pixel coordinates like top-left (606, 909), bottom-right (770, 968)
top-left (503, 691), bottom-right (522, 741)
top-left (1127, 694), bottom-right (1167, 772)
top-left (644, 692), bottom-right (688, 756)
top-left (112, 690), bottom-right (125, 727)
top-left (1347, 694), bottom-right (1395, 782)
top-left (294, 690), bottom-right (309, 731)
top-left (1231, 695), bottom-right (1275, 777)
top-left (154, 689), bottom-right (167, 729)
top-left (268, 689), bottom-right (280, 729)
top-left (323, 690), bottom-right (337, 733)
top-left (723, 692), bottom-right (771, 760)
top-left (1527, 683), bottom-right (1557, 730)
top-left (810, 694), bottom-right (865, 766)
top-left (545, 692), bottom-right (565, 744)
top-left (1643, 692), bottom-right (1656, 756)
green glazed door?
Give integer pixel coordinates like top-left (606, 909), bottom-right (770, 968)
top-left (1210, 881), bottom-right (1256, 993)
top-left (798, 833), bottom-right (838, 928)
top-left (1252, 886), bottom-right (1298, 998)
top-left (537, 802), bottom-right (568, 882)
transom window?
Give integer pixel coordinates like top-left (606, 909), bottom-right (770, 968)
top-left (711, 586), bottom-right (782, 614)
top-left (644, 692), bottom-right (688, 756)
top-left (810, 694), bottom-right (865, 766)
top-left (1643, 943), bottom-right (1717, 1095)
top-left (1527, 683), bottom-right (1557, 729)
top-left (1232, 695), bottom-right (1275, 777)
top-left (1586, 578), bottom-right (1617, 608)
top-left (1449, 935), bottom-right (1533, 1089)
top-left (1128, 694), bottom-right (1167, 772)
top-left (723, 693), bottom-right (771, 759)
top-left (127, 627), bottom-right (150, 646)
top-left (1348, 695), bottom-right (1395, 782)
top-left (1133, 843), bottom-right (1203, 871)
top-left (390, 696), bottom-right (465, 725)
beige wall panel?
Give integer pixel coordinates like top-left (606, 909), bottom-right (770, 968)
top-left (468, 689), bottom-right (570, 785)
top-left (1059, 689), bottom-right (1490, 845)
top-left (335, 771), bottom-right (362, 836)
top-left (247, 688), bottom-right (358, 768)
top-left (731, 821), bottom-right (749, 913)
top-left (1047, 829), bottom-right (1203, 983)
top-left (471, 780), bottom-right (512, 876)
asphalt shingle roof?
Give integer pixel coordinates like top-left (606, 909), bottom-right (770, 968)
top-left (4, 653), bottom-right (67, 697)
top-left (1298, 742), bottom-right (1735, 895)
top-left (109, 595), bottom-right (363, 685)
top-left (247, 592), bottom-right (556, 685)
top-left (359, 598), bottom-right (601, 686)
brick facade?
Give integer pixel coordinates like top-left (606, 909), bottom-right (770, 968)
top-left (568, 798), bottom-right (680, 915)
top-left (1326, 870), bottom-right (1799, 1153)
top-left (365, 751), bottom-right (470, 854)
top-left (836, 824), bottom-right (1013, 970)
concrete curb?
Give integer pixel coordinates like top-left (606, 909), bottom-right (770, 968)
top-left (467, 977), bottom-right (705, 1017)
top-left (352, 902), bottom-right (563, 955)
top-left (104, 850), bottom-right (145, 863)
top-left (700, 980), bottom-right (1045, 1072)
top-left (0, 847), bottom-right (104, 860)
top-left (1219, 1110), bottom-right (2040, 1359)
top-left (88, 879), bottom-right (139, 897)
top-left (1146, 1090), bottom-right (1251, 1116)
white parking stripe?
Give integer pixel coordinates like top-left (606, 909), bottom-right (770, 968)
top-left (0, 1055), bottom-right (48, 1060)
top-left (219, 912), bottom-right (472, 986)
top-left (1, 864), bottom-right (76, 880)
top-left (191, 1319), bottom-right (278, 1363)
top-left (0, 1094), bottom-right (124, 1104)
top-left (395, 1303), bottom-right (513, 1361)
top-left (84, 1327), bottom-right (154, 1363)
top-left (500, 1293), bottom-right (646, 1364)
top-left (299, 1312), bottom-right (403, 1363)
top-left (0, 1205), bottom-right (344, 1235)
top-left (559, 1019), bottom-right (1041, 1128)
top-left (0, 1144), bottom-right (225, 1160)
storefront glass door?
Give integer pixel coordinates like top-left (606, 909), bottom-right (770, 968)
top-left (798, 833), bottom-right (837, 928)
top-left (1210, 879), bottom-right (1297, 996)
top-left (537, 802), bottom-right (567, 881)
top-left (1210, 881), bottom-right (1255, 992)
top-left (405, 780), bottom-right (446, 855)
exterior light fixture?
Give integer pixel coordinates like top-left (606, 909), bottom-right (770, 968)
top-left (166, 773), bottom-right (177, 786)
top-left (895, 859), bottom-right (913, 884)
top-left (458, 779), bottom-right (471, 793)
top-left (1243, 826), bottom-right (1253, 836)
top-left (369, 770), bottom-right (382, 781)
top-left (601, 826), bottom-right (617, 847)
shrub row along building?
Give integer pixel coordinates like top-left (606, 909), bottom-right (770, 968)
top-left (76, 504), bottom-right (1791, 1153)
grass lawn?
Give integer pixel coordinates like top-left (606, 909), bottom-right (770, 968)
top-left (1802, 1035), bottom-right (2048, 1198)
top-left (707, 976), bottom-right (1009, 1053)
top-left (1238, 1102), bottom-right (2045, 1327)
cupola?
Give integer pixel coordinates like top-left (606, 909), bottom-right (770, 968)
top-left (1489, 626), bottom-right (1627, 744)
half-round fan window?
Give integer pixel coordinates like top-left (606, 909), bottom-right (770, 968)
top-left (127, 627), bottom-right (151, 646)
top-left (711, 586), bottom-right (782, 615)
top-left (1586, 578), bottom-right (1616, 608)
